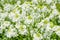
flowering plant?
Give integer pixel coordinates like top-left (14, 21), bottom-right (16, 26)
top-left (0, 0), bottom-right (60, 40)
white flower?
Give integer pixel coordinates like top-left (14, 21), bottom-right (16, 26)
top-left (9, 12), bottom-right (15, 19)
top-left (5, 25), bottom-right (18, 38)
top-left (45, 23), bottom-right (51, 31)
top-left (0, 25), bottom-right (4, 33)
top-left (56, 31), bottom-right (60, 37)
top-left (9, 12), bottom-right (20, 22)
top-left (52, 9), bottom-right (59, 16)
top-left (33, 33), bottom-right (43, 40)
top-left (0, 12), bottom-right (8, 19)
top-left (36, 22), bottom-right (44, 28)
top-left (32, 0), bottom-right (38, 4)
top-left (30, 30), bottom-right (35, 36)
top-left (0, 21), bottom-right (10, 31)
top-left (4, 4), bottom-right (12, 11)
top-left (53, 26), bottom-right (60, 36)
top-left (50, 4), bottom-right (56, 9)
top-left (24, 19), bottom-right (33, 24)
top-left (52, 26), bottom-right (60, 31)
top-left (46, 0), bottom-right (52, 4)
top-left (49, 14), bottom-right (54, 19)
top-left (41, 6), bottom-right (47, 12)
top-left (17, 1), bottom-right (21, 5)
top-left (21, 3), bottom-right (27, 10)
top-left (49, 9), bottom-right (58, 19)
top-left (2, 21), bottom-right (10, 27)
top-left (31, 13), bottom-right (41, 19)
top-left (58, 15), bottom-right (60, 19)
top-left (15, 24), bottom-right (27, 35)
top-left (24, 15), bottom-right (34, 24)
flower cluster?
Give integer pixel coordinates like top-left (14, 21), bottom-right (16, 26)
top-left (0, 0), bottom-right (60, 40)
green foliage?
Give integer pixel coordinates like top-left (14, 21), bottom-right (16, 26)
top-left (50, 32), bottom-right (60, 40)
top-left (56, 3), bottom-right (60, 12)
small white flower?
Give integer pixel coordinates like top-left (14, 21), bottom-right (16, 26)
top-left (5, 25), bottom-right (18, 38)
top-left (56, 31), bottom-right (60, 37)
top-left (52, 26), bottom-right (60, 31)
top-left (46, 0), bottom-right (52, 4)
top-left (58, 15), bottom-right (60, 19)
top-left (15, 24), bottom-right (27, 35)
top-left (24, 15), bottom-right (34, 24)
top-left (31, 13), bottom-right (41, 19)
top-left (17, 1), bottom-right (21, 5)
top-left (0, 12), bottom-right (8, 19)
top-left (24, 19), bottom-right (33, 24)
top-left (33, 33), bottom-right (43, 40)
top-left (9, 12), bottom-right (20, 22)
top-left (41, 6), bottom-right (47, 12)
top-left (50, 4), bottom-right (56, 9)
top-left (32, 0), bottom-right (38, 4)
top-left (52, 9), bottom-right (59, 16)
top-left (2, 21), bottom-right (10, 27)
top-left (21, 3), bottom-right (27, 10)
top-left (0, 26), bottom-right (4, 33)
top-left (30, 30), bottom-right (35, 36)
top-left (4, 4), bottom-right (12, 11)
top-left (0, 21), bottom-right (10, 30)
top-left (36, 22), bottom-right (44, 28)
top-left (49, 14), bottom-right (54, 19)
top-left (46, 23), bottom-right (51, 31)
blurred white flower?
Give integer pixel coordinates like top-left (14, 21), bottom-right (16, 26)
top-left (52, 9), bottom-right (59, 16)
top-left (52, 26), bottom-right (60, 31)
top-left (5, 25), bottom-right (18, 38)
top-left (56, 31), bottom-right (60, 37)
top-left (0, 12), bottom-right (8, 19)
top-left (24, 15), bottom-right (34, 24)
top-left (15, 24), bottom-right (27, 35)
top-left (58, 15), bottom-right (60, 20)
top-left (36, 22), bottom-right (44, 28)
top-left (52, 26), bottom-right (60, 38)
top-left (4, 4), bottom-right (12, 11)
top-left (41, 6), bottom-right (47, 12)
top-left (33, 33), bottom-right (43, 40)
top-left (50, 4), bottom-right (56, 9)
top-left (9, 12), bottom-right (20, 22)
top-left (17, 1), bottom-right (21, 5)
top-left (46, 0), bottom-right (52, 4)
top-left (2, 21), bottom-right (10, 27)
top-left (0, 25), bottom-right (4, 33)
top-left (32, 0), bottom-right (38, 4)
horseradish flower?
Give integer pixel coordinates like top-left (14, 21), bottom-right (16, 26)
top-left (50, 4), bottom-right (56, 9)
top-left (15, 24), bottom-right (27, 35)
top-left (56, 31), bottom-right (60, 37)
top-left (2, 21), bottom-right (10, 27)
top-left (54, 26), bottom-right (60, 37)
top-left (41, 6), bottom-right (47, 12)
top-left (9, 12), bottom-right (20, 22)
top-left (32, 0), bottom-right (38, 4)
top-left (33, 33), bottom-right (43, 40)
top-left (0, 25), bottom-right (4, 33)
top-left (24, 15), bottom-right (34, 24)
top-left (52, 9), bottom-right (59, 16)
top-left (45, 0), bottom-right (52, 4)
top-left (5, 25), bottom-right (18, 38)
top-left (4, 4), bottom-right (13, 12)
